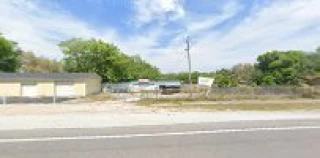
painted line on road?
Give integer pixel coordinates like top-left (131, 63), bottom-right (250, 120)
top-left (1, 126), bottom-right (320, 143)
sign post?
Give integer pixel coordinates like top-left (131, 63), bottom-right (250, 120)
top-left (198, 77), bottom-right (214, 99)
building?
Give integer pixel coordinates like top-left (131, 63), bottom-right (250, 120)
top-left (0, 73), bottom-right (102, 98)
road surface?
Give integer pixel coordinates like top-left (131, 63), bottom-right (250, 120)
top-left (0, 120), bottom-right (320, 158)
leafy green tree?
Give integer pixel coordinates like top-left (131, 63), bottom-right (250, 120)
top-left (306, 46), bottom-right (320, 73)
top-left (60, 38), bottom-right (161, 82)
top-left (126, 55), bottom-right (161, 80)
top-left (306, 53), bottom-right (320, 73)
top-left (214, 69), bottom-right (238, 87)
top-left (21, 52), bottom-right (63, 73)
top-left (60, 38), bottom-right (130, 82)
top-left (0, 34), bottom-right (20, 72)
top-left (253, 50), bottom-right (310, 85)
top-left (232, 63), bottom-right (254, 85)
top-left (173, 73), bottom-right (190, 83)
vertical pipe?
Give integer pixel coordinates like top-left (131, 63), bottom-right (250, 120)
top-left (2, 96), bottom-right (6, 105)
top-left (185, 36), bottom-right (192, 98)
top-left (53, 82), bottom-right (56, 105)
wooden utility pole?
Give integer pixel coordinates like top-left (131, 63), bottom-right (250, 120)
top-left (185, 36), bottom-right (192, 98)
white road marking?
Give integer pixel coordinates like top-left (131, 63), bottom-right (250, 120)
top-left (1, 126), bottom-right (320, 143)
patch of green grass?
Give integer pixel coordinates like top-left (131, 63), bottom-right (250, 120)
top-left (183, 103), bottom-right (320, 111)
top-left (138, 98), bottom-right (199, 106)
top-left (138, 99), bottom-right (320, 111)
top-left (80, 93), bottom-right (115, 102)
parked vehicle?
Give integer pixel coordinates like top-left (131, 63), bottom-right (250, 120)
top-left (157, 81), bottom-right (181, 94)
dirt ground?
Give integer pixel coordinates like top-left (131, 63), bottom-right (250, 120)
top-left (0, 101), bottom-right (160, 115)
top-left (1, 99), bottom-right (320, 115)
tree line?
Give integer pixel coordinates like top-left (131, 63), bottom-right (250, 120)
top-left (163, 48), bottom-right (320, 87)
top-left (1, 33), bottom-right (319, 85)
top-left (0, 35), bottom-right (160, 82)
top-left (0, 34), bottom-right (63, 73)
top-left (214, 49), bottom-right (320, 87)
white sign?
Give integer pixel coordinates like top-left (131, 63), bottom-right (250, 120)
top-left (198, 77), bottom-right (214, 87)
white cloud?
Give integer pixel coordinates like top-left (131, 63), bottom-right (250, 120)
top-left (0, 0), bottom-right (116, 59)
top-left (133, 0), bottom-right (185, 25)
top-left (186, 1), bottom-right (241, 35)
top-left (147, 0), bottom-right (245, 72)
top-left (166, 0), bottom-right (320, 72)
top-left (0, 0), bottom-right (171, 70)
top-left (0, 0), bottom-right (319, 73)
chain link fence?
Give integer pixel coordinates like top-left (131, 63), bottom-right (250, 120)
top-left (137, 85), bottom-right (320, 101)
top-left (1, 97), bottom-right (75, 105)
top-left (207, 86), bottom-right (319, 100)
top-left (54, 83), bottom-right (320, 102)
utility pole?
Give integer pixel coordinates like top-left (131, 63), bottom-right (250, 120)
top-left (185, 36), bottom-right (193, 98)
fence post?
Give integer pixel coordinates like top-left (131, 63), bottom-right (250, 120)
top-left (53, 95), bottom-right (56, 105)
top-left (2, 96), bottom-right (6, 105)
top-left (231, 88), bottom-right (234, 99)
top-left (53, 82), bottom-right (56, 105)
top-left (252, 87), bottom-right (255, 99)
top-left (205, 87), bottom-right (211, 100)
top-left (196, 86), bottom-right (199, 98)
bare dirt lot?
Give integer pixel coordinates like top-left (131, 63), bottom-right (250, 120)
top-left (1, 99), bottom-right (320, 116)
top-left (0, 101), bottom-right (159, 115)
top-left (1, 99), bottom-right (320, 131)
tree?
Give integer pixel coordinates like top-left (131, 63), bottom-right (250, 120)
top-left (125, 55), bottom-right (161, 80)
top-left (306, 46), bottom-right (320, 73)
top-left (232, 63), bottom-right (254, 85)
top-left (214, 69), bottom-right (238, 87)
top-left (253, 50), bottom-right (310, 85)
top-left (59, 38), bottom-right (161, 82)
top-left (306, 53), bottom-right (320, 73)
top-left (60, 38), bottom-right (129, 82)
top-left (21, 52), bottom-right (63, 73)
top-left (0, 34), bottom-right (20, 72)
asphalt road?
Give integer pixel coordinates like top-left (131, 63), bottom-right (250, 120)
top-left (0, 120), bottom-right (320, 158)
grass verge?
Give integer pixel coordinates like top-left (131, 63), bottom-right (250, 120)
top-left (78, 93), bottom-right (115, 102)
top-left (138, 99), bottom-right (320, 111)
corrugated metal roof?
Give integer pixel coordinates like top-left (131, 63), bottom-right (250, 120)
top-left (0, 73), bottom-right (101, 82)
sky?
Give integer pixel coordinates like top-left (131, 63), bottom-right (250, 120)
top-left (0, 0), bottom-right (319, 72)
